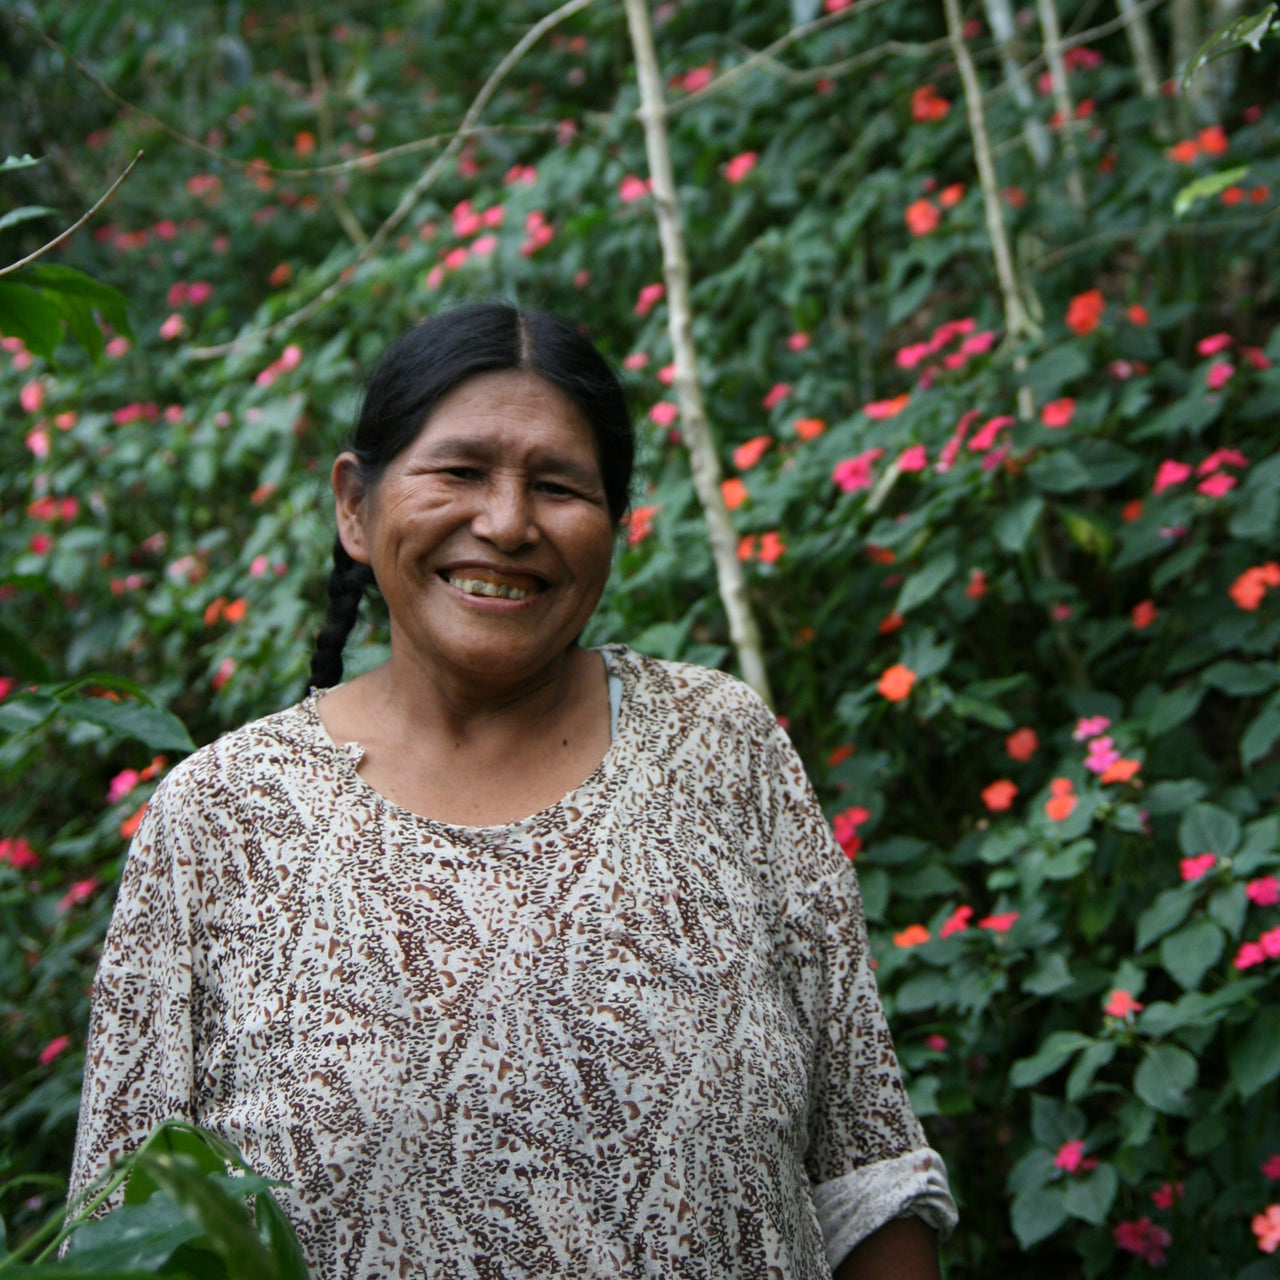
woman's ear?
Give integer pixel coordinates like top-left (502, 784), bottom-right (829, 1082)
top-left (331, 453), bottom-right (372, 565)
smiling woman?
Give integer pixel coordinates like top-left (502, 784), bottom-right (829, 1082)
top-left (68, 303), bottom-right (955, 1280)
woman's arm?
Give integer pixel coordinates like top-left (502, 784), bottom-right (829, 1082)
top-left (833, 1216), bottom-right (940, 1280)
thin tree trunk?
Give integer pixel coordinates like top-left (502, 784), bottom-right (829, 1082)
top-left (982, 0), bottom-right (1053, 168)
top-left (1036, 0), bottom-right (1088, 213)
top-left (621, 0), bottom-right (774, 707)
top-left (1117, 0), bottom-right (1163, 99)
top-left (1170, 0), bottom-right (1203, 123)
top-left (945, 0), bottom-right (1039, 352)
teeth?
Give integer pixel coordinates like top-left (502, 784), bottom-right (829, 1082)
top-left (448, 576), bottom-right (531, 600)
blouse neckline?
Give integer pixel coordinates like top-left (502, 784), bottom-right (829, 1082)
top-left (301, 644), bottom-right (635, 838)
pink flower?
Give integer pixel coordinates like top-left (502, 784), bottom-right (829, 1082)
top-left (864, 394), bottom-right (910, 420)
top-left (762, 383), bottom-right (791, 410)
top-left (648, 401), bottom-right (678, 426)
top-left (1198, 448), bottom-right (1249, 474)
top-left (159, 313), bottom-right (186, 340)
top-left (896, 342), bottom-right (932, 370)
top-left (635, 282), bottom-right (665, 316)
top-left (832, 806), bottom-right (870, 857)
top-left (105, 335), bottom-right (131, 359)
top-left (56, 878), bottom-right (98, 914)
top-left (1198, 472), bottom-right (1236, 497)
top-left (1074, 715), bottom-right (1111, 740)
top-left (623, 352), bottom-right (649, 370)
top-left (1247, 876), bottom-right (1280, 907)
top-left (107, 769), bottom-right (141, 804)
top-left (1085, 736), bottom-right (1122, 774)
top-left (1104, 989), bottom-right (1143, 1018)
top-left (724, 152), bottom-right (758, 183)
top-left (1152, 459), bottom-right (1192, 494)
top-left (832, 449), bottom-right (884, 493)
top-left (657, 363), bottom-right (676, 385)
top-left (925, 1034), bottom-right (949, 1052)
top-left (905, 198), bottom-right (940, 236)
top-left (1206, 361), bottom-right (1235, 390)
top-left (978, 911), bottom-right (1019, 933)
top-left (787, 332), bottom-right (810, 352)
top-left (19, 380), bottom-right (45, 413)
top-left (471, 235), bottom-right (497, 257)
top-left (1041, 398), bottom-right (1075, 428)
top-left (1054, 1139), bottom-right (1087, 1173)
top-left (1180, 853), bottom-right (1216, 881)
top-left (1114, 1217), bottom-right (1172, 1265)
top-left (1262, 1154), bottom-right (1280, 1180)
top-left (1236, 941), bottom-right (1267, 970)
top-left (897, 445), bottom-right (928, 472)
top-left (967, 415), bottom-right (1014, 452)
top-left (0, 837), bottom-right (39, 870)
top-left (960, 330), bottom-right (996, 357)
top-left (618, 174), bottom-right (651, 203)
top-left (1264, 926), bottom-right (1280, 958)
top-left (212, 657), bottom-right (236, 691)
top-left (1196, 332), bottom-right (1232, 356)
top-left (1254, 1205), bottom-right (1280, 1254)
top-left (939, 904), bottom-right (973, 938)
top-left (38, 1035), bottom-right (72, 1066)
top-left (26, 428), bottom-right (50, 459)
top-left (1151, 1182), bottom-right (1185, 1210)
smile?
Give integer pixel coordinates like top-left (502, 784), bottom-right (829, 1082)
top-left (442, 568), bottom-right (548, 601)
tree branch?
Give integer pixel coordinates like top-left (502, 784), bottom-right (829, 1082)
top-left (186, 0), bottom-right (597, 361)
top-left (622, 0), bottom-right (774, 707)
top-left (0, 150), bottom-right (143, 278)
top-left (1037, 0), bottom-right (1088, 212)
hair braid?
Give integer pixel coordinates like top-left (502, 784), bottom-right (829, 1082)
top-left (309, 537), bottom-right (375, 690)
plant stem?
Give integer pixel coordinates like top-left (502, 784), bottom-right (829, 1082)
top-left (621, 0), bottom-right (774, 706)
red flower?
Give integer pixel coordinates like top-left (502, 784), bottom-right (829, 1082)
top-left (626, 504), bottom-right (658, 547)
top-left (720, 478), bottom-right (748, 510)
top-left (893, 923), bottom-right (930, 948)
top-left (1180, 852), bottom-right (1216, 881)
top-left (1198, 124), bottom-right (1229, 154)
top-left (1230, 563), bottom-right (1280, 610)
top-left (1005, 727), bottom-right (1038, 762)
top-left (1131, 599), bottom-right (1158, 629)
top-left (1168, 138), bottom-right (1200, 163)
top-left (864, 395), bottom-right (910, 420)
top-left (1040, 398), bottom-right (1075, 428)
top-left (939, 904), bottom-right (973, 938)
top-left (832, 806), bottom-right (870, 857)
top-left (1066, 289), bottom-right (1105, 335)
top-left (1114, 1217), bottom-right (1171, 1266)
top-left (0, 837), bottom-right (39, 870)
top-left (981, 779), bottom-right (1017, 812)
top-left (905, 199), bottom-right (940, 236)
top-left (877, 663), bottom-right (916, 702)
top-left (762, 383), bottom-right (791, 410)
top-left (793, 417), bottom-right (826, 441)
top-left (910, 86), bottom-right (950, 122)
top-left (732, 436), bottom-right (772, 471)
top-left (724, 152), bottom-right (757, 183)
top-left (1105, 988), bottom-right (1143, 1017)
top-left (978, 911), bottom-right (1019, 933)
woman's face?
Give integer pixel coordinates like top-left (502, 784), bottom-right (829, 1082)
top-left (332, 370), bottom-right (615, 690)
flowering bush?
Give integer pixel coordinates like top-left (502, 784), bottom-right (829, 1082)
top-left (2, 2), bottom-right (1280, 1275)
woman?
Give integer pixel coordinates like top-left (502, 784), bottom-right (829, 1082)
top-left (70, 303), bottom-right (956, 1278)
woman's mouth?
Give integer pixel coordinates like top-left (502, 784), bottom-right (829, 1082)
top-left (441, 569), bottom-right (547, 601)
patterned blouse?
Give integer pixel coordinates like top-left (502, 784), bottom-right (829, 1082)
top-left (70, 645), bottom-right (955, 1278)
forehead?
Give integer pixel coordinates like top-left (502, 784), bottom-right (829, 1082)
top-left (408, 369), bottom-right (599, 464)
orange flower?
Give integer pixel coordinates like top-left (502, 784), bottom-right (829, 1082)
top-left (793, 417), bottom-right (826, 441)
top-left (1066, 289), bottom-right (1105, 336)
top-left (905, 199), bottom-right (940, 236)
top-left (1168, 138), bottom-right (1200, 164)
top-left (878, 612), bottom-right (905, 635)
top-left (893, 923), bottom-right (931, 948)
top-left (222, 597), bottom-right (248, 624)
top-left (981, 779), bottom-right (1018, 812)
top-left (1230, 562), bottom-right (1280, 610)
top-left (120, 801), bottom-right (148, 839)
top-left (865, 544), bottom-right (896, 565)
top-left (864, 393), bottom-right (911, 420)
top-left (203, 596), bottom-right (226, 626)
top-left (733, 435), bottom-right (773, 471)
top-left (877, 663), bottom-right (916, 702)
top-left (720, 478), bottom-right (748, 509)
top-left (827, 743), bottom-right (855, 767)
top-left (1005, 728), bottom-right (1038, 762)
top-left (1131, 599), bottom-right (1157, 630)
top-left (1121, 499), bottom-right (1144, 522)
top-left (1045, 779), bottom-right (1077, 821)
top-left (756, 531), bottom-right (786, 565)
top-left (1100, 758), bottom-right (1141, 785)
top-left (1104, 988), bottom-right (1143, 1018)
top-left (965, 569), bottom-right (987, 600)
top-left (939, 182), bottom-right (965, 207)
top-left (1126, 303), bottom-right (1149, 326)
top-left (1197, 124), bottom-right (1229, 155)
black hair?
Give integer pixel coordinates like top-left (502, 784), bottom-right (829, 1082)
top-left (309, 302), bottom-right (635, 689)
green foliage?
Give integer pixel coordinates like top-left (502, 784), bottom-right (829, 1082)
top-left (2, 1), bottom-right (1280, 1276)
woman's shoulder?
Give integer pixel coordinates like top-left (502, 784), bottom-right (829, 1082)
top-left (602, 644), bottom-right (778, 734)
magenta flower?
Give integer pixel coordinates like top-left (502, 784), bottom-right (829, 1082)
top-left (1152, 459), bottom-right (1192, 494)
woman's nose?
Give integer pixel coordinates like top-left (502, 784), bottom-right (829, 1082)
top-left (471, 477), bottom-right (538, 549)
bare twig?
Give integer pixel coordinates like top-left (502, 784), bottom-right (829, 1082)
top-left (1037, 0), bottom-right (1088, 211)
top-left (187, 0), bottom-right (597, 360)
top-left (984, 0), bottom-right (1052, 167)
top-left (0, 150), bottom-right (143, 278)
top-left (944, 0), bottom-right (1039, 348)
top-left (665, 0), bottom-right (892, 114)
top-left (622, 0), bottom-right (774, 707)
top-left (1117, 0), bottom-right (1164, 98)
top-left (20, 18), bottom-right (552, 182)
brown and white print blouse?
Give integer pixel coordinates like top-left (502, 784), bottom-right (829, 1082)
top-left (70, 645), bottom-right (956, 1279)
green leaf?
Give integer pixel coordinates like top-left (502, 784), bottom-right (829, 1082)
top-left (1174, 165), bottom-right (1252, 217)
top-left (894, 550), bottom-right (956, 615)
top-left (895, 971), bottom-right (952, 1013)
top-left (1228, 1005), bottom-right (1280, 1098)
top-left (59, 697), bottom-right (195, 753)
top-left (1135, 887), bottom-right (1194, 951)
top-left (1024, 345), bottom-right (1092, 398)
top-left (1010, 1032), bottom-right (1094, 1088)
top-left (0, 692), bottom-right (59, 736)
top-left (1143, 684), bottom-right (1205, 736)
top-left (1066, 1040), bottom-right (1117, 1103)
top-left (1028, 449), bottom-right (1093, 494)
top-left (0, 619), bottom-right (53, 682)
top-left (1031, 1095), bottom-right (1085, 1148)
top-left (1159, 918), bottom-right (1224, 991)
top-left (1177, 802), bottom-right (1240, 858)
top-left (1010, 1184), bottom-right (1068, 1249)
top-left (1182, 3), bottom-right (1278, 91)
top-left (254, 1191), bottom-right (310, 1280)
top-left (993, 496), bottom-right (1044, 554)
top-left (62, 1193), bottom-right (203, 1270)
top-left (0, 205), bottom-right (56, 234)
top-left (1, 153), bottom-right (43, 171)
top-left (0, 280), bottom-right (63, 359)
top-left (1201, 660), bottom-right (1280, 696)
top-left (1133, 1044), bottom-right (1198, 1114)
top-left (1207, 883), bottom-right (1248, 937)
top-left (1023, 952), bottom-right (1073, 996)
top-left (1063, 1164), bottom-right (1118, 1225)
top-left (1240, 693), bottom-right (1280, 768)
top-left (1186, 1112), bottom-right (1228, 1156)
